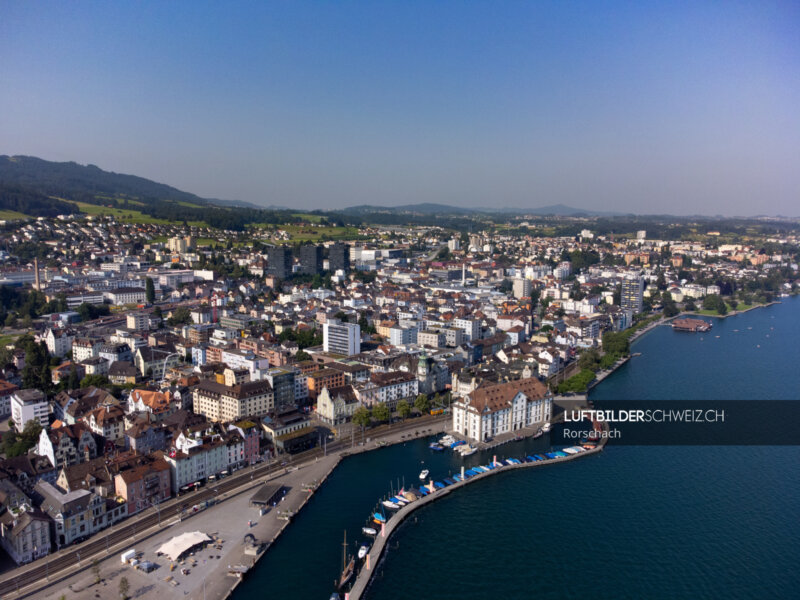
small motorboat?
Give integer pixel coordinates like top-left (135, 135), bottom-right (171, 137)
top-left (460, 446), bottom-right (477, 457)
top-left (357, 543), bottom-right (370, 560)
top-left (382, 500), bottom-right (400, 510)
top-left (429, 442), bottom-right (444, 451)
top-left (419, 469), bottom-right (430, 480)
top-left (362, 527), bottom-right (377, 536)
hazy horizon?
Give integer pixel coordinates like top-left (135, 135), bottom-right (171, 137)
top-left (2, 1), bottom-right (798, 216)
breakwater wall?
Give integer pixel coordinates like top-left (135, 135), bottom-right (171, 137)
top-left (348, 433), bottom-right (608, 599)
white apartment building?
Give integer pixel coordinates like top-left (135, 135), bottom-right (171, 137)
top-left (126, 312), bottom-right (150, 331)
top-left (104, 287), bottom-right (146, 305)
top-left (323, 319), bottom-right (361, 355)
top-left (453, 317), bottom-right (481, 342)
top-left (389, 326), bottom-right (417, 347)
top-left (44, 328), bottom-right (74, 358)
top-left (11, 390), bottom-right (49, 433)
top-left (164, 435), bottom-right (228, 493)
top-left (512, 278), bottom-right (532, 299)
top-left (219, 348), bottom-right (269, 378)
top-left (192, 380), bottom-right (274, 422)
top-left (72, 338), bottom-right (102, 362)
top-left (354, 371), bottom-right (418, 409)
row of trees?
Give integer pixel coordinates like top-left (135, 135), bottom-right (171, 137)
top-left (1, 286), bottom-right (112, 329)
top-left (350, 395), bottom-right (435, 428)
top-left (277, 326), bottom-right (323, 349)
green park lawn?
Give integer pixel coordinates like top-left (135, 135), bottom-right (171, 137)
top-left (70, 201), bottom-right (207, 226)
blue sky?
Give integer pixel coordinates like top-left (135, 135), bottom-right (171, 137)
top-left (1, 1), bottom-right (798, 215)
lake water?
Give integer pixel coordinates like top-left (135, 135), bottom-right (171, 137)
top-left (235, 296), bottom-right (800, 599)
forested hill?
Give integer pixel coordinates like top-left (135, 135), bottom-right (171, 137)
top-left (0, 184), bottom-right (81, 218)
top-left (0, 155), bottom-right (314, 229)
top-left (0, 155), bottom-right (214, 205)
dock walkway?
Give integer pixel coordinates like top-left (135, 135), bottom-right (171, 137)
top-left (347, 429), bottom-right (609, 599)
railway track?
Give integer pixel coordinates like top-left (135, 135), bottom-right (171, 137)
top-left (0, 416), bottom-right (445, 598)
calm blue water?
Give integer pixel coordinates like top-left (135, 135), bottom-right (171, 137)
top-left (235, 297), bottom-right (800, 600)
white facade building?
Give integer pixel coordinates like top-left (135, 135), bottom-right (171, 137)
top-left (11, 390), bottom-right (49, 433)
top-left (452, 379), bottom-right (552, 443)
top-left (323, 319), bottom-right (361, 356)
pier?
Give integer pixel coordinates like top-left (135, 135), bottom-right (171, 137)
top-left (347, 427), bottom-right (609, 599)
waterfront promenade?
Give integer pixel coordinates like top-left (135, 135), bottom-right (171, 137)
top-left (3, 416), bottom-right (449, 600)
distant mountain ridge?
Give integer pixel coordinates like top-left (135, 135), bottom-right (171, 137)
top-left (0, 155), bottom-right (262, 210)
top-left (340, 202), bottom-right (626, 217)
top-left (0, 155), bottom-right (303, 229)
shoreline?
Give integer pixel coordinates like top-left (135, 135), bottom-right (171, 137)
top-left (206, 417), bottom-right (449, 600)
top-left (679, 300), bottom-right (781, 320)
top-left (588, 298), bottom-right (784, 392)
top-left (348, 427), bottom-right (610, 599)
top-left (5, 416), bottom-right (449, 600)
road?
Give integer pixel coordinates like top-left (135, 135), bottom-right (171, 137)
top-left (0, 414), bottom-right (447, 598)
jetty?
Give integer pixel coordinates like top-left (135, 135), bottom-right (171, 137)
top-left (346, 426), bottom-right (609, 599)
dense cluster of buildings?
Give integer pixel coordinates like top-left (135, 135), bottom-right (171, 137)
top-left (0, 213), bottom-right (797, 565)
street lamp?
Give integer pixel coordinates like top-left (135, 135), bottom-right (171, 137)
top-left (159, 351), bottom-right (181, 385)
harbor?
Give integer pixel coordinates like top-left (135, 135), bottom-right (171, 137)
top-left (339, 422), bottom-right (609, 600)
top-left (236, 296), bottom-right (799, 600)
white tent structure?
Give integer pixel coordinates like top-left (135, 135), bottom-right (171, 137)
top-left (157, 531), bottom-right (212, 561)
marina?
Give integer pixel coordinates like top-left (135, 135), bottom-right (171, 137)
top-left (230, 297), bottom-right (800, 600)
top-left (341, 425), bottom-right (609, 599)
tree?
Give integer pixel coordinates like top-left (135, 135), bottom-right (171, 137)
top-left (577, 349), bottom-right (601, 372)
top-left (294, 350), bottom-right (311, 362)
top-left (556, 369), bottom-right (596, 394)
top-left (372, 402), bottom-right (390, 423)
top-left (414, 394), bottom-right (430, 414)
top-left (145, 277), bottom-right (155, 304)
top-left (119, 576), bottom-right (130, 600)
top-left (396, 399), bottom-right (411, 420)
top-left (81, 374), bottom-right (110, 389)
top-left (602, 331), bottom-right (630, 356)
top-left (67, 363), bottom-right (80, 390)
top-left (702, 294), bottom-right (727, 315)
top-left (167, 306), bottom-right (192, 326)
top-left (352, 406), bottom-right (371, 429)
top-left (661, 290), bottom-right (679, 317)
